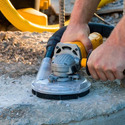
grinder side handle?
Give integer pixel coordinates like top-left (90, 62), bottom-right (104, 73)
top-left (81, 32), bottom-right (103, 75)
top-left (81, 32), bottom-right (103, 68)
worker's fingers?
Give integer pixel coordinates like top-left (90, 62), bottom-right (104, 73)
top-left (113, 70), bottom-right (125, 80)
top-left (87, 63), bottom-right (100, 80)
top-left (90, 70), bottom-right (100, 80)
top-left (104, 70), bottom-right (116, 81)
top-left (60, 32), bottom-right (70, 43)
top-left (96, 70), bottom-right (108, 81)
top-left (90, 63), bottom-right (108, 81)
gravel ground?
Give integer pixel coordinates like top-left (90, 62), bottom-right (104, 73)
top-left (0, 31), bottom-right (52, 77)
top-left (91, 0), bottom-right (123, 26)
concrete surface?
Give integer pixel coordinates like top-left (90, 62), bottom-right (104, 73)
top-left (0, 31), bottom-right (125, 125)
top-left (0, 74), bottom-right (125, 125)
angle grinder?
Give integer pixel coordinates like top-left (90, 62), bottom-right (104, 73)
top-left (32, 32), bottom-right (103, 100)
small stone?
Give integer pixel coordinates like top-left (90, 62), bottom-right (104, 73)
top-left (12, 81), bottom-right (16, 84)
top-left (66, 104), bottom-right (70, 107)
top-left (30, 95), bottom-right (33, 97)
top-left (0, 33), bottom-right (6, 40)
top-left (49, 15), bottom-right (56, 24)
top-left (120, 79), bottom-right (125, 88)
top-left (112, 13), bottom-right (119, 19)
top-left (6, 116), bottom-right (11, 120)
top-left (57, 101), bottom-right (62, 105)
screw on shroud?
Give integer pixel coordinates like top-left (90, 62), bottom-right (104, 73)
top-left (59, 0), bottom-right (65, 28)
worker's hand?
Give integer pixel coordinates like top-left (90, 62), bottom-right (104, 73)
top-left (87, 17), bottom-right (125, 81)
top-left (61, 23), bottom-right (92, 53)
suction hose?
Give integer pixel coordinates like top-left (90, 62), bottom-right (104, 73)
top-left (45, 23), bottom-right (114, 58)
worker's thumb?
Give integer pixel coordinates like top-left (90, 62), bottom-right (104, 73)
top-left (81, 36), bottom-right (93, 53)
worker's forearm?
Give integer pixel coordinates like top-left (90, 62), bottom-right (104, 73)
top-left (70, 0), bottom-right (100, 25)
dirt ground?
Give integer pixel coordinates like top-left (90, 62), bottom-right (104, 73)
top-left (0, 31), bottom-right (52, 77)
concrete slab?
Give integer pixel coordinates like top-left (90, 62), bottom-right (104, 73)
top-left (0, 31), bottom-right (125, 125)
top-left (0, 74), bottom-right (125, 125)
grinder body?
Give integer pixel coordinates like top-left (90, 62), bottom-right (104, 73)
top-left (49, 32), bottom-right (103, 82)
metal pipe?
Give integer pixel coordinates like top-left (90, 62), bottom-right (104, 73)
top-left (35, 0), bottom-right (40, 11)
top-left (94, 13), bottom-right (113, 26)
top-left (59, 0), bottom-right (65, 28)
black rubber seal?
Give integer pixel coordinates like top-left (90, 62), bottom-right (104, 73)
top-left (32, 89), bottom-right (90, 100)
